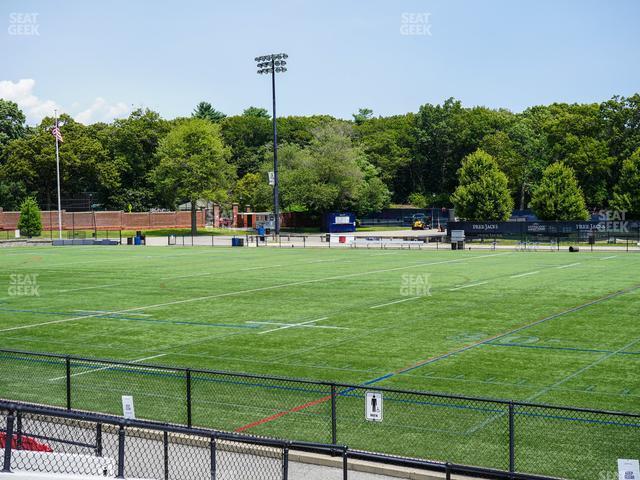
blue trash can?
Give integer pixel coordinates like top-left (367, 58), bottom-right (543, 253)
top-left (134, 236), bottom-right (141, 245)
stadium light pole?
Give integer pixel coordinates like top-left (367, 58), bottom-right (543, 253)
top-left (255, 53), bottom-right (288, 236)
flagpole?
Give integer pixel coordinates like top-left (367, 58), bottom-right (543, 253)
top-left (54, 110), bottom-right (62, 240)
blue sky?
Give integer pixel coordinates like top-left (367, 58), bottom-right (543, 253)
top-left (2, 0), bottom-right (639, 124)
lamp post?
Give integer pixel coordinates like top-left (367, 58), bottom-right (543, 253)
top-left (255, 53), bottom-right (288, 235)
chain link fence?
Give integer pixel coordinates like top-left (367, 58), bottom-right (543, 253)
top-left (1, 349), bottom-right (638, 479)
top-left (1, 401), bottom-right (555, 480)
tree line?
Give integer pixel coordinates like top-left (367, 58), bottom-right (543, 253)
top-left (0, 95), bottom-right (639, 222)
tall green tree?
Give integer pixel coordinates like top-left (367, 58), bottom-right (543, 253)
top-left (414, 98), bottom-right (514, 198)
top-left (1, 114), bottom-right (109, 209)
top-left (530, 163), bottom-right (589, 220)
top-left (563, 137), bottom-right (614, 207)
top-left (451, 149), bottom-right (514, 221)
top-left (233, 172), bottom-right (272, 211)
top-left (0, 180), bottom-right (27, 210)
top-left (272, 123), bottom-right (390, 215)
top-left (355, 114), bottom-right (416, 202)
top-left (352, 108), bottom-right (374, 125)
top-left (0, 99), bottom-right (26, 161)
top-left (480, 112), bottom-right (550, 210)
top-left (242, 106), bottom-right (269, 118)
top-left (153, 119), bottom-right (235, 234)
top-left (611, 148), bottom-right (640, 218)
top-left (106, 109), bottom-right (170, 209)
top-left (17, 196), bottom-right (42, 237)
top-left (192, 102), bottom-right (226, 122)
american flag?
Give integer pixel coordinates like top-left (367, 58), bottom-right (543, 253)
top-left (51, 125), bottom-right (63, 143)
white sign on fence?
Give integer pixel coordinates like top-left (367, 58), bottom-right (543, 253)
top-left (451, 229), bottom-right (465, 241)
top-left (122, 395), bottom-right (135, 419)
top-left (618, 459), bottom-right (640, 480)
top-left (365, 391), bottom-right (383, 422)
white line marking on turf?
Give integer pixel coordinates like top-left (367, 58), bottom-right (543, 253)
top-left (556, 263), bottom-right (581, 269)
top-left (56, 283), bottom-right (120, 293)
top-left (510, 271), bottom-right (540, 279)
top-left (257, 317), bottom-right (330, 335)
top-left (600, 256), bottom-right (618, 260)
top-left (0, 252), bottom-right (510, 333)
top-left (246, 321), bottom-right (348, 330)
top-left (526, 336), bottom-right (640, 403)
top-left (48, 354), bottom-right (167, 382)
top-left (465, 335), bottom-right (640, 435)
top-left (160, 272), bottom-right (212, 280)
top-left (240, 265), bottom-right (282, 271)
top-left (449, 281), bottom-right (489, 291)
top-left (73, 310), bottom-right (152, 317)
top-left (370, 297), bottom-right (421, 309)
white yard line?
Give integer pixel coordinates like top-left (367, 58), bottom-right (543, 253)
top-left (556, 262), bottom-right (581, 269)
top-left (257, 317), bottom-right (329, 335)
top-left (465, 335), bottom-right (640, 435)
top-left (449, 281), bottom-right (489, 291)
top-left (56, 283), bottom-right (121, 293)
top-left (510, 271), bottom-right (540, 279)
top-left (48, 353), bottom-right (167, 382)
top-left (240, 265), bottom-right (282, 271)
top-left (600, 255), bottom-right (618, 260)
top-left (370, 297), bottom-right (421, 309)
top-left (246, 321), bottom-right (347, 330)
top-left (527, 336), bottom-right (640, 403)
top-left (0, 252), bottom-right (510, 333)
top-left (73, 310), bottom-right (152, 317)
top-left (160, 272), bottom-right (212, 280)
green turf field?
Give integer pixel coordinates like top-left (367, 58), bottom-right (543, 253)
top-left (1, 246), bottom-right (639, 478)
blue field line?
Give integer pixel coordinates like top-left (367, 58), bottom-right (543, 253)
top-left (3, 353), bottom-right (640, 430)
top-left (0, 307), bottom-right (257, 329)
top-left (486, 342), bottom-right (640, 356)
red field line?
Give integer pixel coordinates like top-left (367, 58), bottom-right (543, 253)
top-left (235, 394), bottom-right (332, 432)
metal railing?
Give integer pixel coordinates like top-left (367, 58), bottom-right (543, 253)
top-left (0, 349), bottom-right (637, 479)
top-left (0, 400), bottom-right (554, 480)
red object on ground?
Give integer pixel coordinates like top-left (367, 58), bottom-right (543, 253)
top-left (0, 432), bottom-right (53, 452)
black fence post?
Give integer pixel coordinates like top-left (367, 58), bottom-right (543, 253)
top-left (282, 446), bottom-right (289, 480)
top-left (66, 356), bottom-right (72, 410)
top-left (508, 402), bottom-right (515, 474)
top-left (331, 384), bottom-right (337, 445)
top-left (186, 369), bottom-right (192, 428)
top-left (95, 423), bottom-right (103, 457)
top-left (163, 431), bottom-right (169, 480)
top-left (2, 412), bottom-right (14, 472)
top-left (210, 437), bottom-right (217, 480)
top-left (342, 447), bottom-right (348, 480)
top-left (117, 425), bottom-right (126, 479)
top-left (16, 411), bottom-right (22, 450)
top-left (445, 462), bottom-right (451, 480)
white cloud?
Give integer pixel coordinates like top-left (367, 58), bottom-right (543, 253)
top-left (0, 78), bottom-right (61, 124)
top-left (0, 78), bottom-right (131, 125)
top-left (74, 97), bottom-right (130, 124)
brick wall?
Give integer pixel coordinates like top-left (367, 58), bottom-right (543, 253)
top-left (0, 210), bottom-right (205, 231)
